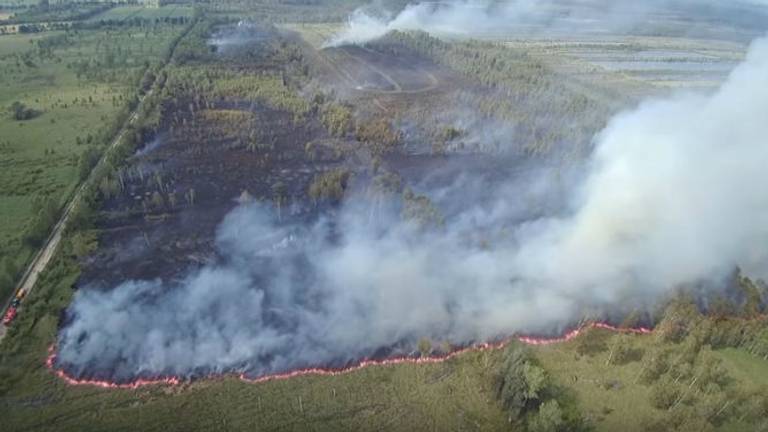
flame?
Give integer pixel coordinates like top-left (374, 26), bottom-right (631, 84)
top-left (46, 322), bottom-right (652, 389)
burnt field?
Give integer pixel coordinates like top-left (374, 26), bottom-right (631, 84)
top-left (79, 98), bottom-right (339, 286)
top-left (325, 45), bottom-right (439, 93)
top-left (53, 21), bottom-right (587, 383)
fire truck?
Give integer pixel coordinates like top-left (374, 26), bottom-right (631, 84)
top-left (2, 307), bottom-right (16, 325)
top-left (3, 289), bottom-right (26, 325)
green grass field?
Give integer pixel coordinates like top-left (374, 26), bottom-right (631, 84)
top-left (0, 25), bottom-right (185, 300)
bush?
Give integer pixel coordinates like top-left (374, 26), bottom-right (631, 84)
top-left (7, 101), bottom-right (40, 121)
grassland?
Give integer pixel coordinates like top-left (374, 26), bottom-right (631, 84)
top-left (0, 24), bottom-right (185, 301)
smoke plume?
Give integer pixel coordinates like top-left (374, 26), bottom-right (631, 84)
top-left (55, 35), bottom-right (768, 382)
top-left (325, 0), bottom-right (768, 47)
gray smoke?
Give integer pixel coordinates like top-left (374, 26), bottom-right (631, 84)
top-left (56, 35), bottom-right (768, 381)
top-left (325, 0), bottom-right (768, 47)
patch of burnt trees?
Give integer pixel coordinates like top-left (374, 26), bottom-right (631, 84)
top-left (66, 18), bottom-right (196, 232)
top-left (308, 168), bottom-right (352, 204)
top-left (374, 31), bottom-right (607, 157)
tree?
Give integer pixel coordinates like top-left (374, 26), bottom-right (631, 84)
top-left (734, 386), bottom-right (768, 424)
top-left (739, 276), bottom-right (763, 318)
top-left (401, 188), bottom-right (444, 229)
top-left (522, 362), bottom-right (548, 400)
top-left (78, 148), bottom-right (101, 181)
top-left (355, 118), bottom-right (402, 156)
top-left (650, 377), bottom-right (680, 409)
top-left (70, 232), bottom-right (97, 259)
top-left (496, 343), bottom-right (550, 421)
top-left (321, 103), bottom-right (352, 137)
top-left (529, 400), bottom-right (565, 432)
top-left (638, 348), bottom-right (671, 384)
top-left (695, 349), bottom-right (730, 390)
top-left (308, 169), bottom-right (351, 204)
top-left (656, 298), bottom-right (701, 344)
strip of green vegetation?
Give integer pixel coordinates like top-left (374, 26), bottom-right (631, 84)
top-left (86, 5), bottom-right (195, 23)
top-left (0, 23), bottom-right (187, 302)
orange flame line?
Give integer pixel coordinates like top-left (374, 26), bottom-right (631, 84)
top-left (46, 322), bottom-right (652, 389)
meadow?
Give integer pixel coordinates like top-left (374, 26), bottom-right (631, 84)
top-left (0, 24), bottom-right (185, 301)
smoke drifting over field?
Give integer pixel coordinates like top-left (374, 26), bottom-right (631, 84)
top-left (325, 0), bottom-right (768, 47)
top-left (55, 36), bottom-right (768, 382)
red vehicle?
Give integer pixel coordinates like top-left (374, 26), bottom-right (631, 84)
top-left (2, 307), bottom-right (17, 325)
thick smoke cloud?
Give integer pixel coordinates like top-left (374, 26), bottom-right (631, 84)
top-left (56, 35), bottom-right (768, 381)
top-left (325, 0), bottom-right (768, 47)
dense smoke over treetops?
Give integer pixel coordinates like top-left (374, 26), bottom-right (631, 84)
top-left (55, 35), bottom-right (768, 381)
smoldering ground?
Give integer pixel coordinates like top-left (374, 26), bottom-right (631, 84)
top-left (55, 35), bottom-right (768, 382)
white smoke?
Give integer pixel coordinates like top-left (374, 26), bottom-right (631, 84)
top-left (56, 35), bottom-right (768, 381)
top-left (325, 0), bottom-right (768, 47)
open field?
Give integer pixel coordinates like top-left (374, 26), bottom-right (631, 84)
top-left (500, 36), bottom-right (747, 93)
top-left (0, 24), bottom-right (185, 300)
